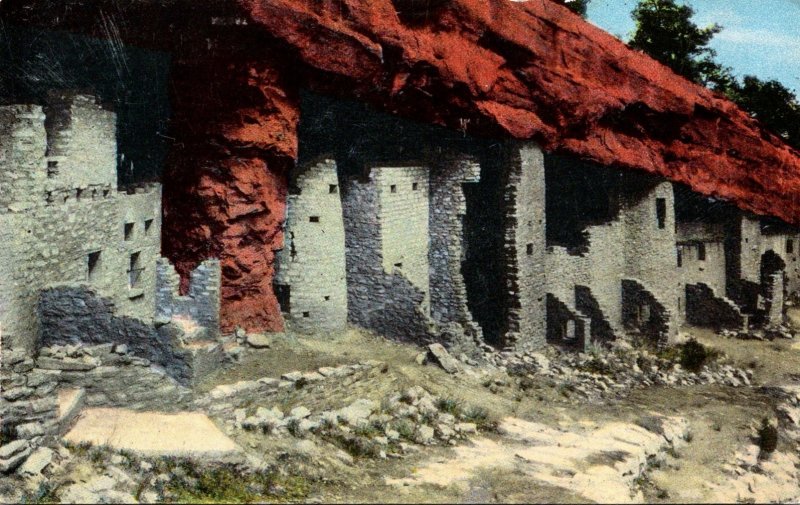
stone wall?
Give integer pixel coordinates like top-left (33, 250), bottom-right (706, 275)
top-left (501, 143), bottom-right (546, 350)
top-left (685, 283), bottom-right (746, 330)
top-left (342, 166), bottom-right (434, 341)
top-left (428, 153), bottom-right (482, 339)
top-left (37, 285), bottom-right (191, 379)
top-left (44, 93), bottom-right (117, 191)
top-left (0, 98), bottom-right (161, 351)
top-left (622, 181), bottom-right (680, 339)
top-left (156, 258), bottom-right (221, 337)
top-left (274, 159), bottom-right (348, 333)
top-left (0, 105), bottom-right (46, 211)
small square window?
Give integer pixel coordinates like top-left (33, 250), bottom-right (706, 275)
top-left (390, 185), bottom-right (397, 193)
top-left (309, 216), bottom-right (320, 223)
top-left (144, 219), bottom-right (154, 236)
top-left (124, 223), bottom-right (134, 241)
top-left (302, 311), bottom-right (311, 318)
top-left (412, 182), bottom-right (419, 191)
top-left (526, 243), bottom-right (534, 255)
top-left (324, 295), bottom-right (331, 301)
top-left (394, 262), bottom-right (403, 268)
top-left (329, 184), bottom-right (338, 194)
top-left (47, 160), bottom-right (58, 178)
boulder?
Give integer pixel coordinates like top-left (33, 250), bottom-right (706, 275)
top-left (426, 344), bottom-right (461, 374)
top-left (18, 447), bottom-right (54, 476)
top-left (245, 334), bottom-right (271, 349)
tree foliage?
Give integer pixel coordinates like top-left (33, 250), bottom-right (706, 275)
top-left (629, 0), bottom-right (800, 150)
top-left (629, 0), bottom-right (723, 85)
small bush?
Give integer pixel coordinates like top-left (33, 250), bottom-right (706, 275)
top-left (659, 338), bottom-right (720, 373)
top-left (394, 419), bottom-right (416, 440)
top-left (680, 338), bottom-right (720, 372)
top-left (758, 418), bottom-right (779, 457)
top-left (435, 397), bottom-right (462, 416)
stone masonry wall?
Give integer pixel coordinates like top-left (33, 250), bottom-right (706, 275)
top-left (274, 159), bottom-right (348, 333)
top-left (377, 166), bottom-right (431, 315)
top-left (156, 258), bottom-right (221, 337)
top-left (428, 153), bottom-right (481, 338)
top-left (44, 93), bottom-right (117, 191)
top-left (0, 100), bottom-right (161, 351)
top-left (342, 166), bottom-right (434, 341)
top-left (0, 105), bottom-right (46, 211)
top-left (502, 142), bottom-right (546, 350)
top-left (622, 181), bottom-right (680, 341)
top-left (677, 240), bottom-right (726, 315)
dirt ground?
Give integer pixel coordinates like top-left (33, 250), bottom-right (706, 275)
top-left (188, 322), bottom-right (800, 504)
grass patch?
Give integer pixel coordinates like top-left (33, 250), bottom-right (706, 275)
top-left (162, 461), bottom-right (310, 503)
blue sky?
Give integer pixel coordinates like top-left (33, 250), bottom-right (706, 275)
top-left (586, 0), bottom-right (800, 92)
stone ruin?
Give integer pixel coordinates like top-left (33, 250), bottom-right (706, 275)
top-left (274, 95), bottom-right (800, 353)
top-left (0, 93), bottom-right (223, 469)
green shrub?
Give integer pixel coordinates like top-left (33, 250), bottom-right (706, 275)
top-left (758, 418), bottom-right (779, 457)
top-left (679, 338), bottom-right (720, 372)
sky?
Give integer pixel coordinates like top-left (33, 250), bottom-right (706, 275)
top-left (586, 0), bottom-right (800, 92)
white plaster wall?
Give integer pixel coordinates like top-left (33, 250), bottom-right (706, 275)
top-left (274, 159), bottom-right (348, 333)
top-left (377, 166), bottom-right (431, 315)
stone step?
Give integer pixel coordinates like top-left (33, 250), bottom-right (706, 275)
top-left (56, 388), bottom-right (86, 435)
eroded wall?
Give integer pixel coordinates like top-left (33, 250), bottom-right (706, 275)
top-left (0, 99), bottom-right (161, 351)
top-left (342, 165), bottom-right (434, 341)
top-left (274, 159), bottom-right (348, 333)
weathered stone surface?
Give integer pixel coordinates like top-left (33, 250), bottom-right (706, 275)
top-left (427, 343), bottom-right (461, 374)
top-left (17, 447), bottom-right (53, 475)
top-left (245, 333), bottom-right (271, 349)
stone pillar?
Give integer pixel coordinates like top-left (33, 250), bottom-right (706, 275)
top-left (766, 271), bottom-right (785, 327)
top-left (501, 142), bottom-right (546, 350)
top-left (428, 153), bottom-right (482, 340)
top-left (161, 44), bottom-right (299, 334)
top-left (274, 159), bottom-right (348, 333)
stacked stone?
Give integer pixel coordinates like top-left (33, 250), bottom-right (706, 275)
top-left (274, 160), bottom-right (348, 333)
top-left (155, 257), bottom-right (222, 338)
top-left (0, 349), bottom-right (59, 474)
top-left (428, 154), bottom-right (483, 353)
top-left (36, 344), bottom-right (192, 411)
top-left (0, 104), bottom-right (47, 212)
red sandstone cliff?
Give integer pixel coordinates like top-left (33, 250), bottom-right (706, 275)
top-left (3, 0), bottom-right (800, 333)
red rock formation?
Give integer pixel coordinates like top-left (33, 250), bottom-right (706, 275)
top-left (4, 0), bottom-right (800, 333)
top-left (163, 47), bottom-right (298, 333)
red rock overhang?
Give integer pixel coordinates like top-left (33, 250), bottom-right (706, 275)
top-left (3, 0), bottom-right (800, 332)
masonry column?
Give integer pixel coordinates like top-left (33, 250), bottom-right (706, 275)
top-left (501, 142), bottom-right (546, 350)
top-left (428, 153), bottom-right (483, 341)
top-left (162, 41), bottom-right (299, 334)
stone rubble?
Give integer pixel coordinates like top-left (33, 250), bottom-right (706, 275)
top-left (233, 384), bottom-right (491, 457)
top-left (481, 341), bottom-right (752, 400)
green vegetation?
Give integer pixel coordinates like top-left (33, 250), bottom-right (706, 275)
top-left (657, 338), bottom-right (721, 373)
top-left (757, 418), bottom-right (779, 457)
top-left (160, 461), bottom-right (310, 503)
top-left (629, 0), bottom-right (800, 149)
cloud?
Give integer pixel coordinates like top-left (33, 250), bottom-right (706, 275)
top-left (714, 27), bottom-right (800, 48)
